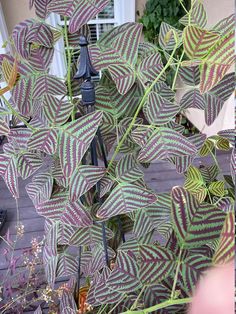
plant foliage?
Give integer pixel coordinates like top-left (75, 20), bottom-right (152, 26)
top-left (0, 0), bottom-right (234, 313)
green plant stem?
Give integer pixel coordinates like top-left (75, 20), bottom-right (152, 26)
top-left (131, 285), bottom-right (147, 310)
top-left (107, 33), bottom-right (179, 171)
top-left (172, 50), bottom-right (185, 91)
top-left (209, 149), bottom-right (221, 172)
top-left (1, 95), bottom-right (35, 131)
top-left (178, 0), bottom-right (189, 15)
top-left (121, 297), bottom-right (192, 314)
top-left (171, 247), bottom-right (183, 300)
top-left (64, 17), bottom-right (74, 120)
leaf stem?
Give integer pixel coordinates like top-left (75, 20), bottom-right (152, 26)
top-left (121, 297), bottom-right (192, 314)
top-left (172, 50), bottom-right (185, 91)
top-left (107, 33), bottom-right (180, 171)
top-left (1, 95), bottom-right (35, 131)
top-left (171, 247), bottom-right (183, 299)
top-left (64, 17), bottom-right (74, 120)
top-left (131, 285), bottom-right (147, 310)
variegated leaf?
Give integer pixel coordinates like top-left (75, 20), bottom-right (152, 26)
top-left (25, 22), bottom-right (53, 48)
top-left (184, 166), bottom-right (207, 202)
top-left (12, 77), bottom-right (34, 116)
top-left (213, 212), bottom-right (235, 265)
top-left (34, 0), bottom-right (52, 19)
top-left (0, 154), bottom-right (19, 198)
top-left (70, 224), bottom-right (113, 246)
top-left (204, 73), bottom-right (235, 125)
top-left (107, 251), bottom-right (141, 293)
top-left (60, 200), bottom-right (93, 227)
top-left (144, 92), bottom-right (180, 125)
top-left (28, 128), bottom-right (58, 155)
top-left (171, 187), bottom-right (226, 248)
top-left (43, 95), bottom-right (73, 126)
top-left (69, 165), bottom-right (106, 202)
top-left (138, 128), bottom-right (197, 163)
top-left (180, 1), bottom-right (207, 28)
top-left (159, 22), bottom-right (182, 51)
top-left (17, 152), bottom-right (43, 180)
top-left (218, 129), bottom-right (235, 146)
top-left (28, 46), bottom-right (54, 72)
top-left (139, 245), bottom-right (175, 284)
top-left (59, 111), bottom-right (103, 177)
top-left (200, 30), bottom-right (235, 93)
top-left (213, 14), bottom-right (235, 36)
top-left (95, 267), bottom-right (123, 304)
top-left (181, 89), bottom-right (205, 110)
top-left (230, 149), bottom-right (235, 184)
top-left (97, 183), bottom-right (156, 219)
top-left (133, 193), bottom-right (171, 238)
top-left (115, 154), bottom-right (143, 183)
top-left (26, 173), bottom-right (53, 206)
top-left (33, 75), bottom-right (67, 99)
top-left (137, 53), bottom-right (164, 85)
top-left (199, 165), bottom-right (219, 183)
top-left (183, 26), bottom-right (220, 59)
top-left (56, 254), bottom-right (78, 278)
top-left (36, 191), bottom-right (68, 219)
top-left (178, 66), bottom-right (200, 86)
top-left (180, 254), bottom-right (211, 292)
top-left (0, 119), bottom-right (10, 136)
top-left (209, 181), bottom-right (225, 197)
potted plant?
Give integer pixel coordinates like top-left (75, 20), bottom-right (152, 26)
top-left (0, 0), bottom-right (234, 313)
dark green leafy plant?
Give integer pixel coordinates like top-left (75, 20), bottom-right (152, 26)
top-left (0, 0), bottom-right (234, 313)
top-left (139, 0), bottom-right (190, 44)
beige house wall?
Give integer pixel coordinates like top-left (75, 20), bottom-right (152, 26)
top-left (1, 0), bottom-right (234, 135)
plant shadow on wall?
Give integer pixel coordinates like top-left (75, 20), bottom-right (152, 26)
top-left (0, 0), bottom-right (235, 313)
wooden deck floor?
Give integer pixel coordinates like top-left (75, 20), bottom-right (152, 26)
top-left (0, 148), bottom-right (231, 312)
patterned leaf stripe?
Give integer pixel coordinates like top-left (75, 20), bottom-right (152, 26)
top-left (137, 53), bottom-right (164, 85)
top-left (115, 154), bottom-right (143, 183)
top-left (8, 128), bottom-right (32, 150)
top-left (204, 73), bottom-right (235, 125)
top-left (180, 254), bottom-right (211, 292)
top-left (180, 1), bottom-right (207, 28)
top-left (184, 165), bottom-right (207, 202)
top-left (33, 75), bottom-right (67, 99)
top-left (12, 77), bottom-right (34, 116)
top-left (118, 232), bottom-right (153, 255)
top-left (199, 165), bottom-right (219, 183)
top-left (213, 212), bottom-right (235, 265)
top-left (60, 200), bottom-right (93, 227)
top-left (60, 290), bottom-right (77, 314)
top-left (146, 92), bottom-right (179, 125)
top-left (69, 165), bottom-right (106, 202)
top-left (107, 251), bottom-right (141, 293)
top-left (99, 176), bottom-right (114, 198)
top-left (28, 128), bottom-right (58, 155)
top-left (0, 155), bottom-right (19, 198)
top-left (230, 149), bottom-right (235, 184)
top-left (199, 138), bottom-right (215, 157)
top-left (200, 30), bottom-right (235, 93)
top-left (17, 152), bottom-right (43, 180)
top-left (33, 0), bottom-right (52, 19)
top-left (28, 46), bottom-right (54, 72)
top-left (138, 128), bottom-right (197, 163)
top-left (43, 95), bottom-right (73, 126)
top-left (25, 22), bottom-right (53, 48)
top-left (95, 267), bottom-right (123, 304)
top-left (26, 173), bottom-right (53, 206)
top-left (209, 181), bottom-right (225, 197)
top-left (213, 14), bottom-right (235, 36)
top-left (97, 184), bottom-right (156, 219)
top-left (171, 187), bottom-right (226, 248)
top-left (178, 66), bottom-right (200, 86)
top-left (218, 129), bottom-right (235, 146)
top-left (180, 89), bottom-right (205, 110)
top-left (59, 111), bottom-right (103, 177)
top-left (36, 192), bottom-right (69, 219)
top-left (0, 119), bottom-right (10, 136)
top-left (159, 22), bottom-right (182, 51)
top-left (153, 82), bottom-right (175, 100)
top-left (70, 224), bottom-right (113, 246)
top-left (168, 155), bottom-right (194, 174)
top-left (183, 26), bottom-right (220, 59)
top-left (133, 193), bottom-right (171, 238)
top-left (139, 245), bottom-right (175, 284)
top-left (56, 254), bottom-right (78, 278)
top-left (94, 23), bottom-right (143, 94)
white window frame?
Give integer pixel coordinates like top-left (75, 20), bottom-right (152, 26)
top-left (48, 0), bottom-right (136, 78)
top-left (0, 3), bottom-right (12, 103)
